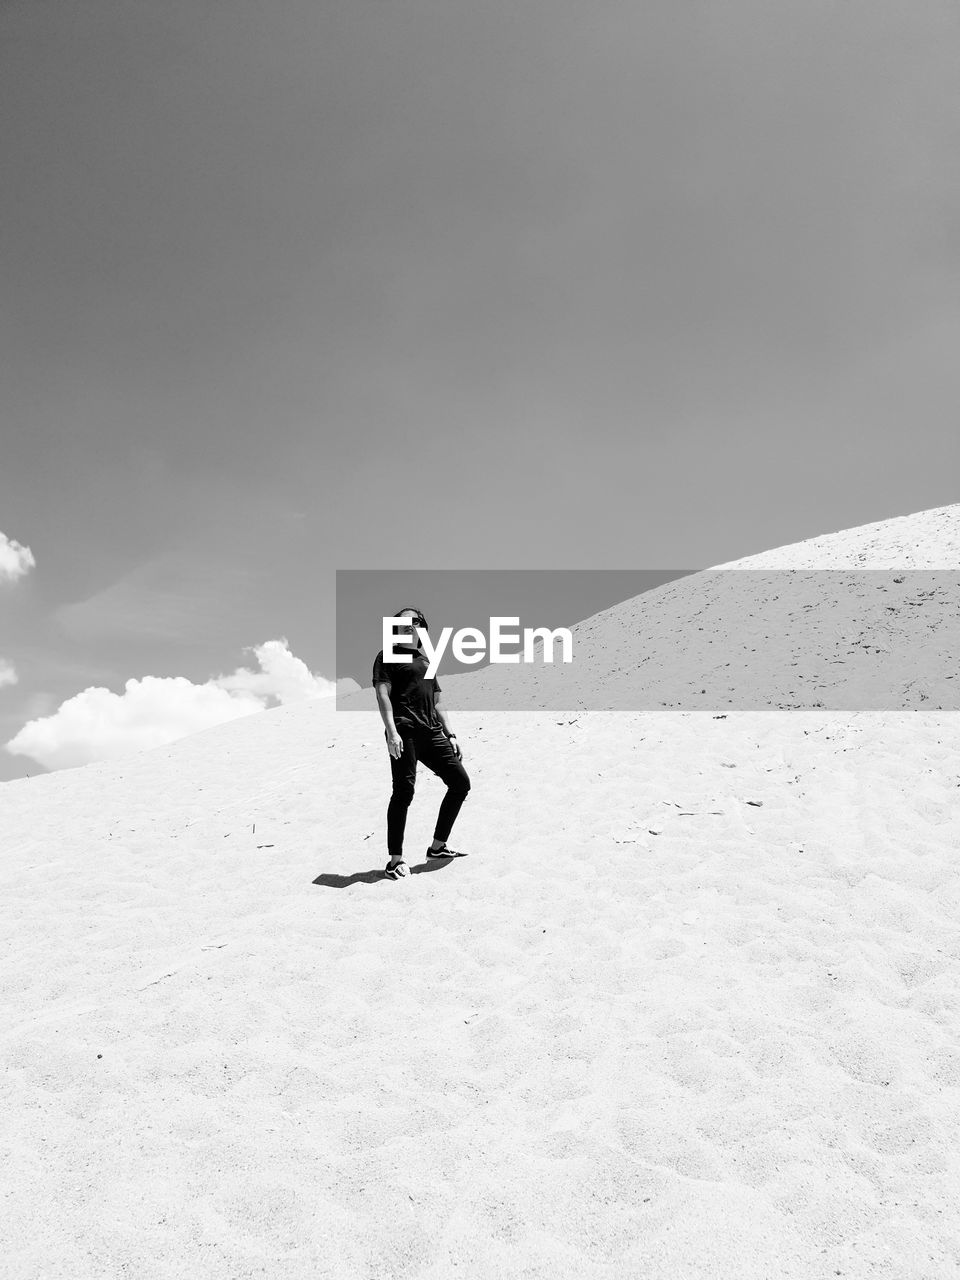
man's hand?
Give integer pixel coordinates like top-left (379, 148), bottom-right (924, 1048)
top-left (449, 736), bottom-right (463, 761)
top-left (386, 730), bottom-right (404, 759)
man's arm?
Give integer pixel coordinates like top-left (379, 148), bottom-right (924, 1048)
top-left (434, 695), bottom-right (462, 758)
top-left (376, 682), bottom-right (405, 759)
top-left (375, 682), bottom-right (397, 734)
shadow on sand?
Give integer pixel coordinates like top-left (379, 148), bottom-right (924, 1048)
top-left (313, 857), bottom-right (452, 888)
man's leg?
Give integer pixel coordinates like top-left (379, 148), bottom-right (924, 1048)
top-left (386, 732), bottom-right (418, 861)
top-left (419, 728), bottom-right (470, 847)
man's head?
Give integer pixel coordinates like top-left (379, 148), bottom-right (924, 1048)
top-left (391, 606), bottom-right (427, 649)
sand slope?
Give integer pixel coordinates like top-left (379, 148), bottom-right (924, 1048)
top-left (3, 504), bottom-right (960, 1278)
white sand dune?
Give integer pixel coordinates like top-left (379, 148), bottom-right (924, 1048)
top-left (3, 505), bottom-right (960, 1278)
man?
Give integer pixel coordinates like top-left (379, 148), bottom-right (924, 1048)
top-left (373, 607), bottom-right (470, 879)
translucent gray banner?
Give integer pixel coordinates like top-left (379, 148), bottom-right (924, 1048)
top-left (336, 570), bottom-right (960, 711)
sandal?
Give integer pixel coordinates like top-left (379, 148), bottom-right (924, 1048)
top-left (384, 859), bottom-right (408, 879)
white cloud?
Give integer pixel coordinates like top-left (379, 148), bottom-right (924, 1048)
top-left (0, 532), bottom-right (33, 691)
top-left (5, 638), bottom-right (359, 772)
top-left (6, 677), bottom-right (262, 771)
top-left (215, 637), bottom-right (339, 703)
top-left (0, 532), bottom-right (35, 583)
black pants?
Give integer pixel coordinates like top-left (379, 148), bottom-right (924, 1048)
top-left (386, 725), bottom-right (470, 858)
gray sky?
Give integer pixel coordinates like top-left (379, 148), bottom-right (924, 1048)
top-left (2, 0), bottom-right (959, 779)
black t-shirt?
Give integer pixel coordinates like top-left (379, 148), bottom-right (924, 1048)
top-left (372, 646), bottom-right (443, 732)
